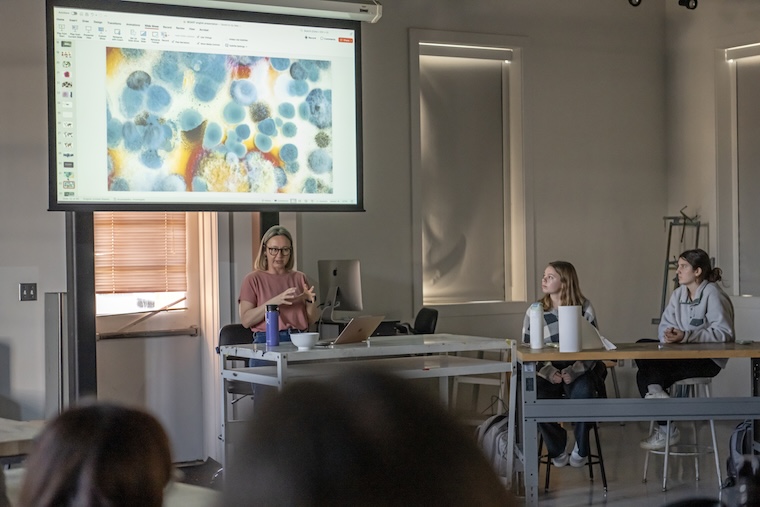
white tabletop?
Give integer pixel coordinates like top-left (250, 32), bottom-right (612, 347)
top-left (220, 333), bottom-right (510, 361)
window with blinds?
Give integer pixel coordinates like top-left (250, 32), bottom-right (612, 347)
top-left (94, 211), bottom-right (188, 316)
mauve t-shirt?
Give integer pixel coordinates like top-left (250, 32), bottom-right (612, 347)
top-left (238, 270), bottom-right (311, 332)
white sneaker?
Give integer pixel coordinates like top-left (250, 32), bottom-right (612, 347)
top-left (569, 444), bottom-right (588, 468)
top-left (551, 451), bottom-right (569, 468)
top-left (640, 426), bottom-right (680, 450)
top-left (644, 391), bottom-right (670, 399)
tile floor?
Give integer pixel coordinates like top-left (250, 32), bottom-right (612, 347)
top-left (511, 419), bottom-right (743, 506)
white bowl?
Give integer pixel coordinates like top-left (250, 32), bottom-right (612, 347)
top-left (290, 332), bottom-right (320, 350)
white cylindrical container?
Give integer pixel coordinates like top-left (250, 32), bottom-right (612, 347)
top-left (529, 303), bottom-right (544, 349)
top-left (558, 305), bottom-right (582, 352)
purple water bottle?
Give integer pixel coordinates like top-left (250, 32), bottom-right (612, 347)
top-left (265, 304), bottom-right (280, 347)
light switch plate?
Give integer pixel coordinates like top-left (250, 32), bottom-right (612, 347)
top-left (19, 283), bottom-right (37, 301)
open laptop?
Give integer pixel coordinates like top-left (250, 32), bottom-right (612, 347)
top-left (316, 315), bottom-right (385, 346)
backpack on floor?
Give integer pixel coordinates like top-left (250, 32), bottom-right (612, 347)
top-left (476, 413), bottom-right (510, 478)
top-left (723, 419), bottom-right (753, 488)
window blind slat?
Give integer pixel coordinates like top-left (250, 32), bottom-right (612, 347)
top-left (94, 211), bottom-right (188, 294)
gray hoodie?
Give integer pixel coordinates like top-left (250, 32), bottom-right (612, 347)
top-left (658, 280), bottom-right (735, 368)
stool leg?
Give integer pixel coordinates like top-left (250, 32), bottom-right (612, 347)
top-left (662, 420), bottom-right (671, 491)
top-left (538, 434), bottom-right (551, 492)
top-left (643, 420), bottom-right (654, 483)
top-left (710, 418), bottom-right (721, 486)
top-left (692, 420), bottom-right (700, 481)
top-left (592, 423), bottom-right (608, 492)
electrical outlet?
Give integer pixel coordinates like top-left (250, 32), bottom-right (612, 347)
top-left (618, 359), bottom-right (625, 368)
top-left (19, 283), bottom-right (37, 301)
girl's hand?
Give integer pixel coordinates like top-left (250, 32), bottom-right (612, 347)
top-left (664, 327), bottom-right (685, 343)
top-left (550, 371), bottom-right (563, 384)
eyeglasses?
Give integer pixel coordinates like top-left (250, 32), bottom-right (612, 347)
top-left (267, 246), bottom-right (292, 256)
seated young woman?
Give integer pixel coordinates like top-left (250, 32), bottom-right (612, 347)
top-left (521, 260), bottom-right (603, 468)
top-left (637, 248), bottom-right (735, 450)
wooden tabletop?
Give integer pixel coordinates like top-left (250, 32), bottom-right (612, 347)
top-left (516, 341), bottom-right (760, 362)
top-left (0, 418), bottom-right (43, 458)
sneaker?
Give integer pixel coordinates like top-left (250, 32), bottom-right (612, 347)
top-left (551, 451), bottom-right (569, 468)
top-left (644, 391), bottom-right (670, 399)
top-left (569, 444), bottom-right (588, 467)
top-left (640, 426), bottom-right (680, 450)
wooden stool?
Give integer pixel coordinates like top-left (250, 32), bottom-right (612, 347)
top-left (538, 423), bottom-right (608, 493)
top-left (642, 377), bottom-right (721, 491)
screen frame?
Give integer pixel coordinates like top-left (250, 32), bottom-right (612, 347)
top-left (46, 0), bottom-right (365, 212)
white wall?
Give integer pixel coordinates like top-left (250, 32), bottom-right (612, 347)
top-left (299, 0), bottom-right (667, 345)
top-left (0, 0), bottom-right (67, 420)
top-left (665, 0), bottom-right (760, 396)
top-left (11, 0), bottom-right (759, 444)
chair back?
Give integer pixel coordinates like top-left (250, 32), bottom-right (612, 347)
top-left (218, 324), bottom-right (253, 350)
top-left (413, 307), bottom-right (438, 334)
top-left (218, 324), bottom-right (254, 396)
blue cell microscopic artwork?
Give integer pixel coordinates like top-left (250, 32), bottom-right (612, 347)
top-left (304, 88), bottom-right (332, 128)
top-left (192, 176), bottom-right (208, 192)
top-left (308, 149), bottom-right (332, 174)
top-left (106, 47), bottom-right (336, 194)
top-left (107, 118), bottom-right (123, 148)
top-left (140, 149), bottom-right (163, 169)
top-left (235, 123), bottom-right (251, 140)
top-left (122, 121), bottom-right (144, 152)
top-left (274, 167), bottom-right (287, 189)
top-left (143, 124), bottom-right (166, 150)
top-left (146, 85), bottom-right (172, 115)
top-left (126, 70), bottom-right (151, 91)
top-left (179, 109), bottom-right (203, 131)
top-left (223, 102), bottom-right (246, 124)
top-left (255, 133), bottom-right (273, 152)
top-left (230, 79), bottom-right (257, 105)
top-left (203, 122), bottom-right (223, 149)
top-left (288, 79), bottom-right (309, 97)
top-left (282, 122), bottom-right (297, 138)
top-left (289, 61), bottom-right (308, 81)
top-left (194, 74), bottom-right (221, 102)
top-left (270, 58), bottom-right (290, 71)
top-left (284, 161), bottom-right (300, 174)
top-left (120, 87), bottom-right (144, 118)
top-left (278, 102), bottom-right (295, 119)
top-left (153, 53), bottom-right (183, 89)
top-left (153, 174), bottom-right (186, 191)
top-left (280, 143), bottom-right (298, 163)
top-left (303, 178), bottom-right (318, 193)
top-left (258, 118), bottom-right (277, 136)
top-left (110, 178), bottom-right (130, 191)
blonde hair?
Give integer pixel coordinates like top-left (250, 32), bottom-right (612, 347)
top-left (540, 260), bottom-right (587, 311)
top-left (254, 225), bottom-right (295, 272)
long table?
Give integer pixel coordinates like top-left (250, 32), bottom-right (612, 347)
top-left (219, 333), bottom-right (515, 468)
top-left (515, 342), bottom-right (760, 506)
top-left (0, 418), bottom-right (43, 464)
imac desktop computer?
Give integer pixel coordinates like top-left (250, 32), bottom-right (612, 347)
top-left (317, 259), bottom-right (363, 323)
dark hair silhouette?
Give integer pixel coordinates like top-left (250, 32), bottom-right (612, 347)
top-left (18, 402), bottom-right (173, 507)
top-left (224, 369), bottom-right (514, 507)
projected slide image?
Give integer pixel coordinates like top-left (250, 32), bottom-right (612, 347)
top-left (105, 48), bottom-right (334, 195)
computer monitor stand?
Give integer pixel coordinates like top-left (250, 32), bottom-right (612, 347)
top-left (320, 286), bottom-right (343, 323)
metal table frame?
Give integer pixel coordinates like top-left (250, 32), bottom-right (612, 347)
top-left (515, 342), bottom-right (760, 506)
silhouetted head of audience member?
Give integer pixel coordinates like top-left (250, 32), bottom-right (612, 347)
top-left (18, 402), bottom-right (173, 507)
top-left (224, 369), bottom-right (514, 507)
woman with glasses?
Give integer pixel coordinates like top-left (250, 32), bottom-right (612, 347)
top-left (521, 261), bottom-right (602, 468)
top-left (637, 248), bottom-right (735, 451)
top-left (239, 225), bottom-right (319, 346)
